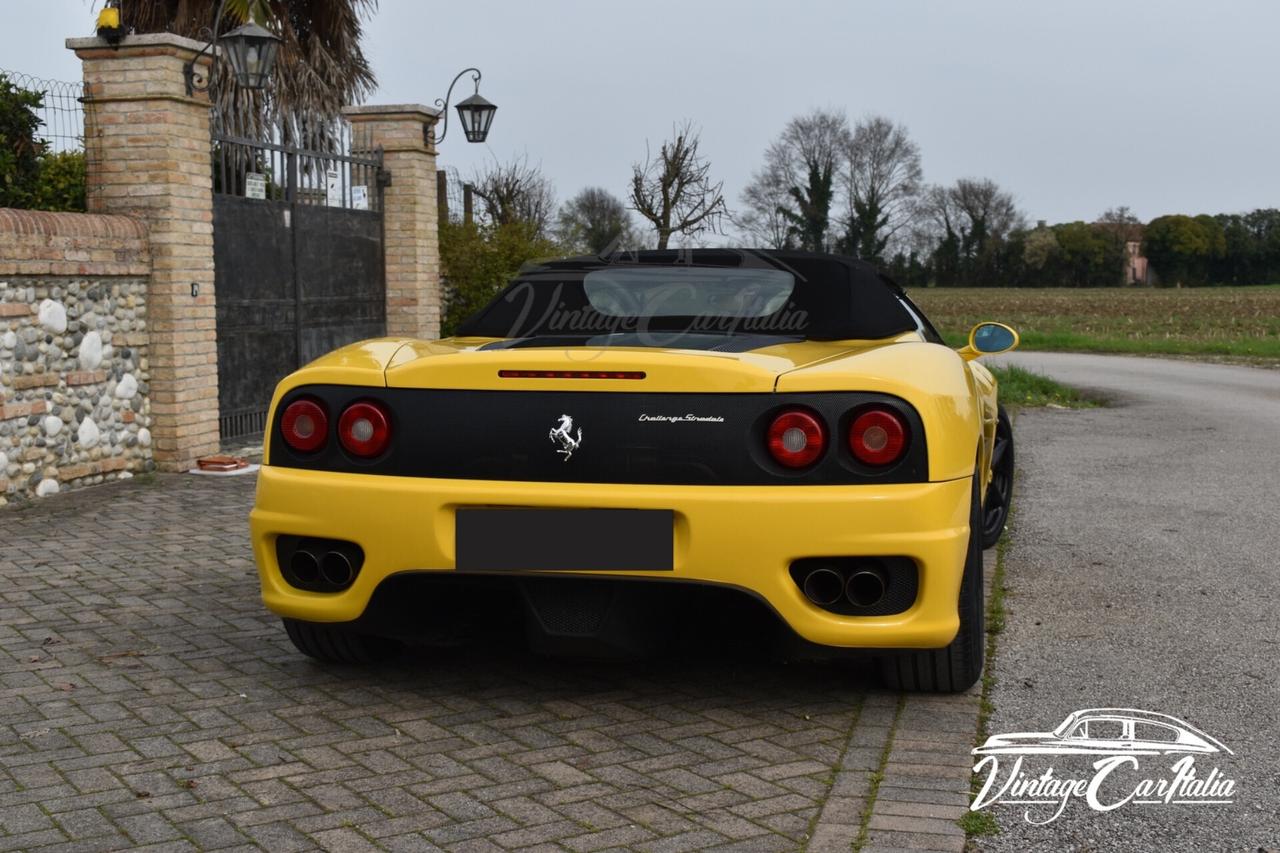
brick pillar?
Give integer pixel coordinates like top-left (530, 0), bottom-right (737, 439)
top-left (342, 105), bottom-right (442, 340)
top-left (69, 33), bottom-right (220, 472)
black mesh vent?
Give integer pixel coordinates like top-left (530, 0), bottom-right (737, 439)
top-left (522, 580), bottom-right (616, 636)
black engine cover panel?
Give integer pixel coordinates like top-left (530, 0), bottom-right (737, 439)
top-left (270, 386), bottom-right (929, 485)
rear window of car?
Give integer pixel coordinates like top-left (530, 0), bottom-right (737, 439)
top-left (582, 267), bottom-right (794, 318)
top-left (454, 252), bottom-right (922, 342)
top-left (1134, 722), bottom-right (1180, 743)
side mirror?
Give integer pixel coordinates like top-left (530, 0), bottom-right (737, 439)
top-left (958, 322), bottom-right (1019, 361)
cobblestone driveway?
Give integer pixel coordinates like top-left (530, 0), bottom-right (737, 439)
top-left (1, 475), bottom-right (979, 852)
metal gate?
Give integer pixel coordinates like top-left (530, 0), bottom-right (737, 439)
top-left (212, 127), bottom-right (387, 441)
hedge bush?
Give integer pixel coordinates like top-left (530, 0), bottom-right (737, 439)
top-left (0, 73), bottom-right (88, 212)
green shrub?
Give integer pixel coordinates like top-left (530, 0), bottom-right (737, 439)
top-left (0, 72), bottom-right (45, 208)
top-left (0, 74), bottom-right (88, 212)
top-left (30, 149), bottom-right (86, 212)
top-left (439, 220), bottom-right (561, 336)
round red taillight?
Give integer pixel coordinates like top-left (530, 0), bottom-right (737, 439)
top-left (338, 401), bottom-right (391, 458)
top-left (766, 409), bottom-right (827, 468)
top-left (280, 398), bottom-right (328, 453)
top-left (849, 408), bottom-right (907, 466)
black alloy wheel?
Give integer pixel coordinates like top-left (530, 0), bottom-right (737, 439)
top-left (980, 405), bottom-right (1014, 549)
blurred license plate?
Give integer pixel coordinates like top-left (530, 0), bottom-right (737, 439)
top-left (455, 508), bottom-right (673, 571)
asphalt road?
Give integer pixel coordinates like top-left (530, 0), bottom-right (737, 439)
top-left (978, 352), bottom-right (1280, 851)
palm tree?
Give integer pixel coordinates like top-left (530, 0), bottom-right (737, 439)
top-left (113, 0), bottom-right (377, 146)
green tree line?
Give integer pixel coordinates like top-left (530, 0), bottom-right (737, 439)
top-left (883, 207), bottom-right (1280, 289)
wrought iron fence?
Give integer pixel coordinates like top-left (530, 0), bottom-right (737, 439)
top-left (0, 69), bottom-right (86, 153)
top-left (0, 68), bottom-right (99, 209)
top-left (211, 114), bottom-right (384, 212)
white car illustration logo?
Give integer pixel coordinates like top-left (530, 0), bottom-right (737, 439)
top-left (973, 708), bottom-right (1232, 757)
top-left (549, 414), bottom-right (583, 461)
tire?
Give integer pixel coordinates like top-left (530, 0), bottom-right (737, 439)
top-left (980, 405), bottom-right (1015, 549)
top-left (879, 473), bottom-right (985, 693)
top-left (282, 618), bottom-right (402, 664)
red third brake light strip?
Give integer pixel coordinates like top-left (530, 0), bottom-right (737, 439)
top-left (498, 370), bottom-right (647, 380)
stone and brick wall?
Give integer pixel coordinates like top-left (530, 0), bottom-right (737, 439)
top-left (0, 35), bottom-right (447, 505)
top-left (71, 33), bottom-right (221, 470)
top-left (0, 209), bottom-right (154, 505)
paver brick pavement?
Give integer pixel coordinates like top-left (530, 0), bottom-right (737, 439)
top-left (0, 474), bottom-right (984, 851)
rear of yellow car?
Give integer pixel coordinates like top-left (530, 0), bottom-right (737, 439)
top-left (250, 249), bottom-right (1017, 692)
top-left (250, 335), bottom-right (990, 690)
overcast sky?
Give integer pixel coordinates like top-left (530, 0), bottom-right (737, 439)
top-left (7, 0), bottom-right (1279, 227)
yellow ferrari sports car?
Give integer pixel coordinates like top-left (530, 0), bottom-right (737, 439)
top-left (250, 249), bottom-right (1018, 692)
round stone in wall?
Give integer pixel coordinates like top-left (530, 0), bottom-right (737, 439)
top-left (38, 299), bottom-right (68, 334)
top-left (138, 427), bottom-right (152, 447)
top-left (78, 417), bottom-right (100, 449)
top-left (43, 415), bottom-right (64, 437)
top-left (0, 450), bottom-right (7, 472)
top-left (35, 478), bottom-right (59, 497)
top-left (115, 373), bottom-right (138, 399)
top-left (78, 331), bottom-right (104, 370)
top-left (1, 330), bottom-right (15, 349)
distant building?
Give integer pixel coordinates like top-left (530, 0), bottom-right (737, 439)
top-left (1125, 240), bottom-right (1151, 285)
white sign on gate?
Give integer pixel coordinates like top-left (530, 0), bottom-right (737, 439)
top-left (351, 185), bottom-right (369, 211)
top-left (244, 172), bottom-right (267, 200)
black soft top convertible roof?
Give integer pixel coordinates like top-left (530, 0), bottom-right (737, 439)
top-left (455, 249), bottom-right (918, 341)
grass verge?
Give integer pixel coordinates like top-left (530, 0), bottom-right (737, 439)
top-left (959, 809), bottom-right (999, 836)
top-left (988, 364), bottom-right (1096, 409)
top-left (942, 330), bottom-right (1280, 359)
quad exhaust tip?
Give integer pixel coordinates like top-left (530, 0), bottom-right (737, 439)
top-left (290, 549), bottom-right (320, 583)
top-left (321, 550), bottom-right (354, 587)
top-left (280, 536), bottom-right (363, 592)
top-left (796, 560), bottom-right (890, 610)
top-left (801, 567), bottom-right (845, 606)
top-left (845, 568), bottom-right (887, 607)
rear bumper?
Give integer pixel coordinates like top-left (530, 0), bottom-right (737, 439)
top-left (249, 467), bottom-right (972, 649)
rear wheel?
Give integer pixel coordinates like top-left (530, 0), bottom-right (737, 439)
top-left (879, 473), bottom-right (984, 693)
top-left (282, 618), bottom-right (402, 664)
top-left (980, 405), bottom-right (1014, 549)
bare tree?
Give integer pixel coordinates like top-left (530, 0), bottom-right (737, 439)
top-left (949, 178), bottom-right (1025, 249)
top-left (470, 155), bottom-right (557, 237)
top-left (917, 184), bottom-right (959, 239)
top-left (916, 184), bottom-right (964, 284)
top-left (756, 109), bottom-right (849, 251)
top-left (839, 115), bottom-right (923, 262)
top-left (1097, 205), bottom-right (1144, 244)
top-left (914, 179), bottom-right (1023, 284)
top-left (557, 187), bottom-right (644, 254)
top-left (629, 121), bottom-right (727, 250)
top-left (736, 161), bottom-right (792, 249)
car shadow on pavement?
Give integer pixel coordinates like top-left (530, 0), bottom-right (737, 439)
top-left (272, 629), bottom-right (884, 717)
